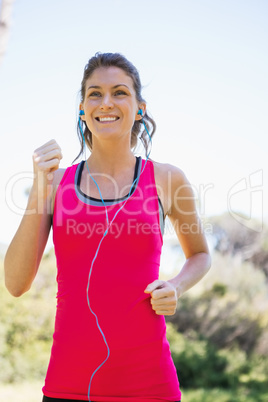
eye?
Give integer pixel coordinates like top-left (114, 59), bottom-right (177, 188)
top-left (114, 90), bottom-right (127, 96)
top-left (88, 91), bottom-right (102, 97)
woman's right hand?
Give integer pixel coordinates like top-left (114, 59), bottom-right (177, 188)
top-left (32, 139), bottom-right (63, 199)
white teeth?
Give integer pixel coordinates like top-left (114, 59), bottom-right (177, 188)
top-left (99, 117), bottom-right (118, 122)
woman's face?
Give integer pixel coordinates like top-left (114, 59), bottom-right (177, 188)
top-left (80, 66), bottom-right (144, 145)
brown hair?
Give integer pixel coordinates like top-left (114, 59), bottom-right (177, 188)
top-left (75, 52), bottom-right (156, 160)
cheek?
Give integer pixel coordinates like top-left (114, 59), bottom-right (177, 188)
top-left (81, 115), bottom-right (95, 133)
top-left (126, 102), bottom-right (139, 120)
top-left (126, 107), bottom-right (138, 127)
top-left (83, 103), bottom-right (98, 125)
top-left (85, 118), bottom-right (96, 133)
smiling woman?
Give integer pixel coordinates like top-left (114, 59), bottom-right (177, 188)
top-left (4, 52), bottom-right (210, 402)
top-left (79, 66), bottom-right (142, 150)
top-left (75, 52), bottom-right (156, 159)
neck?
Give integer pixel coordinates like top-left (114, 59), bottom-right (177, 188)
top-left (86, 142), bottom-right (136, 176)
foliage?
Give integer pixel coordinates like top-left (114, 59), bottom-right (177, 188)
top-left (167, 323), bottom-right (233, 388)
top-left (0, 251), bottom-right (56, 383)
top-left (211, 213), bottom-right (268, 278)
top-left (167, 321), bottom-right (268, 393)
top-left (182, 387), bottom-right (268, 402)
top-left (164, 247), bottom-right (268, 393)
top-left (167, 251), bottom-right (268, 356)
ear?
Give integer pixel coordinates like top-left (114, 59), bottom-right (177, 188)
top-left (135, 103), bottom-right (146, 121)
top-left (79, 104), bottom-right (86, 121)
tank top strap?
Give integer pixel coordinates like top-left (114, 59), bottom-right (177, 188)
top-left (58, 163), bottom-right (78, 189)
top-left (138, 158), bottom-right (159, 203)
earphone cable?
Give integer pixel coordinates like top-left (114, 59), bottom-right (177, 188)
top-left (79, 114), bottom-right (152, 401)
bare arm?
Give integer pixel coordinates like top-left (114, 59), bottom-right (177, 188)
top-left (145, 165), bottom-right (211, 315)
top-left (166, 168), bottom-right (211, 296)
top-left (4, 140), bottom-right (62, 297)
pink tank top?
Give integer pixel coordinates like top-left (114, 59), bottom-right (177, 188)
top-left (42, 157), bottom-right (181, 401)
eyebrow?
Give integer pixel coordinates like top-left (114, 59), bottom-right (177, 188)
top-left (87, 84), bottom-right (130, 91)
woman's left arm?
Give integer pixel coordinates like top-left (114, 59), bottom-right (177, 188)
top-left (144, 165), bottom-right (211, 315)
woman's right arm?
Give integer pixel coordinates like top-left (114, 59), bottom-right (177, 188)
top-left (4, 140), bottom-right (63, 297)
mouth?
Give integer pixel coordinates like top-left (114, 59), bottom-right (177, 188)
top-left (95, 116), bottom-right (120, 123)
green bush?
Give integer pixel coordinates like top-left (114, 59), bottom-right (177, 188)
top-left (166, 323), bottom-right (240, 389)
top-left (166, 252), bottom-right (268, 357)
top-left (0, 255), bottom-right (56, 383)
top-left (166, 319), bottom-right (268, 391)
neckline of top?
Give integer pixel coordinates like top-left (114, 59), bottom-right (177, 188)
top-left (75, 156), bottom-right (142, 205)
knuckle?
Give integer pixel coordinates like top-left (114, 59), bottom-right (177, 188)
top-left (33, 151), bottom-right (40, 159)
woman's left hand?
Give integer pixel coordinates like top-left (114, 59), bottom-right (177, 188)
top-left (144, 280), bottom-right (178, 316)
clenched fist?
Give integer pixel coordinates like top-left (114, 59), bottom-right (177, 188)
top-left (144, 280), bottom-right (178, 316)
top-left (33, 139), bottom-right (62, 174)
top-left (32, 139), bottom-right (62, 200)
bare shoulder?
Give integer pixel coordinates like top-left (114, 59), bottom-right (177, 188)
top-left (50, 168), bottom-right (66, 212)
top-left (150, 159), bottom-right (188, 187)
top-left (52, 167), bottom-right (66, 186)
top-left (150, 159), bottom-right (189, 216)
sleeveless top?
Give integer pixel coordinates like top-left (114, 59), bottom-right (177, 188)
top-left (42, 157), bottom-right (181, 402)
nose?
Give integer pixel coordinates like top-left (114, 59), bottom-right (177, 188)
top-left (100, 93), bottom-right (114, 110)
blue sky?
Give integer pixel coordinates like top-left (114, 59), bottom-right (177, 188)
top-left (0, 0), bottom-right (267, 245)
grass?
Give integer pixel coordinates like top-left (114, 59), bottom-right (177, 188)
top-left (0, 380), bottom-right (44, 402)
top-left (182, 387), bottom-right (268, 402)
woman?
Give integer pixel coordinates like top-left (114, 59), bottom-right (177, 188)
top-left (4, 53), bottom-right (211, 402)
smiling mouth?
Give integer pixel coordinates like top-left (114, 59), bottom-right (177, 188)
top-left (96, 116), bottom-right (119, 122)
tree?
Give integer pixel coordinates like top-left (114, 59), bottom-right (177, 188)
top-left (0, 0), bottom-right (15, 65)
